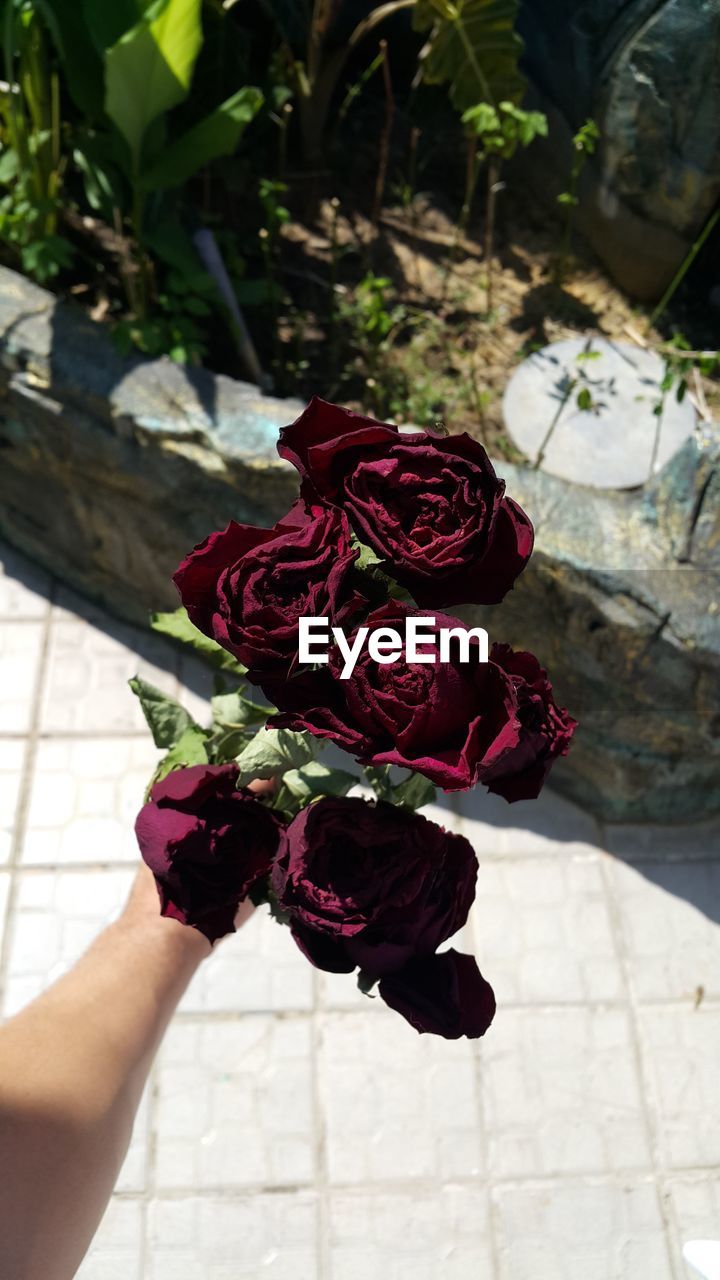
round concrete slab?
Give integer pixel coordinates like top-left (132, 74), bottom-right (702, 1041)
top-left (502, 336), bottom-right (697, 489)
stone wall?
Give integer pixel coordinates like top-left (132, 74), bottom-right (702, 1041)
top-left (517, 0), bottom-right (720, 300)
top-left (1, 267), bottom-right (718, 821)
top-left (0, 267), bottom-right (301, 622)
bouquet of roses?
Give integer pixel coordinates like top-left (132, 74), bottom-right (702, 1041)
top-left (132, 398), bottom-right (576, 1040)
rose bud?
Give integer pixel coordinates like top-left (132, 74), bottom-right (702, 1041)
top-left (135, 763), bottom-right (285, 943)
top-left (173, 499), bottom-right (369, 684)
top-left (480, 644), bottom-right (578, 802)
top-left (278, 397), bottom-right (534, 607)
top-left (379, 950), bottom-right (496, 1039)
top-left (268, 603), bottom-right (521, 792)
top-left (272, 796), bottom-right (478, 980)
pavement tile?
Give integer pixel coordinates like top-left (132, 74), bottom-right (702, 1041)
top-left (480, 1007), bottom-right (652, 1178)
top-left (318, 1011), bottom-right (483, 1184)
top-left (472, 857), bottom-right (624, 1004)
top-left (0, 544), bottom-right (50, 619)
top-left (328, 1186), bottom-right (492, 1280)
top-left (605, 820), bottom-right (720, 862)
top-left (41, 616), bottom-right (177, 734)
top-left (181, 908), bottom-right (314, 1014)
top-left (457, 784), bottom-right (602, 859)
top-left (664, 1175), bottom-right (720, 1279)
top-left (638, 1005), bottom-right (720, 1171)
top-left (493, 1180), bottom-right (674, 1280)
top-left (0, 738), bottom-right (25, 863)
top-left (20, 737), bottom-right (159, 865)
top-left (0, 869), bottom-right (10, 952)
top-left (154, 1017), bottom-right (315, 1191)
top-left (75, 1198), bottom-right (143, 1280)
top-left (1, 868), bottom-right (133, 1015)
top-left (146, 1192), bottom-right (318, 1280)
top-left (0, 623), bottom-right (43, 733)
top-left (608, 859), bottom-right (720, 1002)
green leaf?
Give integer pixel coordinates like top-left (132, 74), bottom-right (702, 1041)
top-left (414, 0), bottom-right (525, 113)
top-left (129, 675), bottom-right (200, 747)
top-left (235, 727), bottom-right (316, 787)
top-left (150, 607), bottom-right (246, 675)
top-left (391, 772), bottom-right (437, 811)
top-left (0, 148), bottom-right (20, 184)
top-left (104, 0), bottom-right (203, 171)
top-left (83, 0), bottom-right (159, 52)
top-left (33, 0), bottom-right (105, 118)
top-left (576, 387), bottom-right (593, 412)
top-left (152, 725), bottom-right (210, 786)
top-left (140, 86), bottom-right (263, 189)
top-left (357, 969), bottom-right (378, 996)
top-left (211, 689), bottom-right (274, 729)
top-left (281, 760), bottom-right (358, 804)
top-left (363, 764), bottom-right (394, 802)
top-left (350, 534), bottom-right (383, 572)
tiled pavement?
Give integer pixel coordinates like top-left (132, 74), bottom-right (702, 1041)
top-left (1, 540), bottom-right (719, 1280)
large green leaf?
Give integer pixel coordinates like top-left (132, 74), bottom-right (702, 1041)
top-left (104, 0), bottom-right (203, 170)
top-left (32, 0), bottom-right (104, 117)
top-left (83, 0), bottom-right (160, 53)
top-left (414, 0), bottom-right (525, 112)
top-left (140, 86), bottom-right (262, 190)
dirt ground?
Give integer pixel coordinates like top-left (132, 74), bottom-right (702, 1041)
top-left (274, 190), bottom-right (665, 458)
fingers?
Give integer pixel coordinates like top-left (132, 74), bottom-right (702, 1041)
top-left (246, 776), bottom-right (276, 798)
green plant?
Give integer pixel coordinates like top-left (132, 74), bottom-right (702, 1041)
top-left (0, 0), bottom-right (73, 281)
top-left (413, 0), bottom-right (525, 112)
top-left (266, 0), bottom-right (413, 165)
top-left (412, 0), bottom-right (542, 311)
top-left (258, 175), bottom-right (289, 371)
top-left (461, 100), bottom-right (546, 308)
top-left (98, 0), bottom-right (262, 320)
top-left (339, 271), bottom-right (406, 413)
top-left (648, 206), bottom-right (720, 331)
top-left (554, 117), bottom-right (599, 285)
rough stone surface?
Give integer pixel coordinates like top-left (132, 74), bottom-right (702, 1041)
top-left (2, 267), bottom-right (719, 821)
top-left (462, 425), bottom-right (720, 821)
top-left (517, 0), bottom-right (720, 299)
top-left (0, 266), bottom-right (301, 624)
top-left (502, 337), bottom-right (696, 488)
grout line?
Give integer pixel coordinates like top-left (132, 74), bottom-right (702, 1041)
top-left (311, 969), bottom-right (331, 1280)
top-left (104, 1165), bottom-right (720, 1200)
top-left (0, 584), bottom-right (55, 1011)
top-left (597, 843), bottom-right (682, 1280)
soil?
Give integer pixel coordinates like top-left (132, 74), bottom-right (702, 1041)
top-left (269, 188), bottom-right (655, 458)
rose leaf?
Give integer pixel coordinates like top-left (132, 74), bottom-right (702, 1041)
top-left (129, 675), bottom-right (201, 749)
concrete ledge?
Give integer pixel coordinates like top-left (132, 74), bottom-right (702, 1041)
top-left (1, 266), bottom-right (718, 821)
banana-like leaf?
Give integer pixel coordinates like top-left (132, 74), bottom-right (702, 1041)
top-left (83, 0), bottom-right (159, 53)
top-left (140, 86), bottom-right (262, 190)
top-left (30, 0), bottom-right (104, 117)
top-left (104, 0), bottom-right (203, 171)
top-left (413, 0), bottom-right (525, 112)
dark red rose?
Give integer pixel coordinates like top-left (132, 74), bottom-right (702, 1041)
top-left (272, 796), bottom-right (479, 981)
top-left (379, 950), bottom-right (496, 1039)
top-left (480, 644), bottom-right (578, 802)
top-left (268, 603), bottom-right (521, 792)
top-left (135, 764), bottom-right (284, 942)
top-left (173, 499), bottom-right (367, 682)
top-left (277, 397), bottom-right (534, 607)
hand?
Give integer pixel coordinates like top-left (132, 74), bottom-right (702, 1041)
top-left (123, 775), bottom-right (277, 943)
